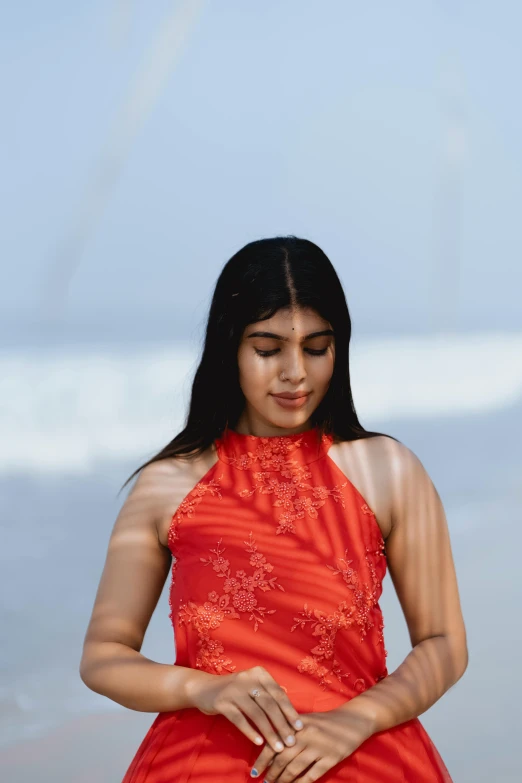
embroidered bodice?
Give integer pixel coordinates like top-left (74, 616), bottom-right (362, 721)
top-left (167, 426), bottom-right (388, 714)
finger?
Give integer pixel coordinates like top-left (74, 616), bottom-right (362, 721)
top-left (294, 759), bottom-right (331, 783)
top-left (239, 696), bottom-right (288, 754)
top-left (259, 674), bottom-right (304, 732)
top-left (272, 750), bottom-right (318, 783)
top-left (222, 704), bottom-right (266, 748)
top-left (249, 747), bottom-right (276, 779)
top-left (252, 688), bottom-right (300, 746)
top-left (247, 690), bottom-right (298, 749)
top-left (260, 746), bottom-right (303, 783)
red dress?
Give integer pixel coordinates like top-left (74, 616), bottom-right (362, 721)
top-left (122, 428), bottom-right (452, 782)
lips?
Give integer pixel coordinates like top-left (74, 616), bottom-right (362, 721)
top-left (271, 392), bottom-right (311, 399)
top-left (270, 391), bottom-right (311, 409)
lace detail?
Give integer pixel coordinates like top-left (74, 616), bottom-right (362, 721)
top-left (178, 533), bottom-right (284, 673)
top-left (168, 476), bottom-right (223, 630)
top-left (353, 678), bottom-right (367, 693)
top-left (326, 503), bottom-right (387, 651)
top-left (289, 502), bottom-right (388, 689)
top-left (219, 429), bottom-right (331, 469)
top-left (168, 433), bottom-right (389, 687)
top-left (291, 529), bottom-right (387, 689)
top-left (290, 602), bottom-right (353, 690)
top-left (167, 477), bottom-right (223, 551)
top-left (326, 549), bottom-right (380, 641)
top-left (227, 436), bottom-right (306, 471)
top-left (240, 470), bottom-right (347, 535)
top-left (221, 431), bottom-right (345, 535)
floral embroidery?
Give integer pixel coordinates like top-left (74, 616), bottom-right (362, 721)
top-left (178, 533), bottom-right (284, 673)
top-left (323, 502), bottom-right (387, 647)
top-left (227, 434), bottom-right (309, 471)
top-left (290, 602), bottom-right (353, 689)
top-left (169, 434), bottom-right (390, 685)
top-left (378, 615), bottom-right (387, 657)
top-left (168, 477), bottom-right (223, 632)
top-left (229, 435), bottom-right (346, 535)
top-left (353, 678), bottom-right (367, 693)
top-left (167, 477), bottom-right (223, 550)
top-left (291, 529), bottom-right (387, 689)
top-left (363, 504), bottom-right (387, 655)
top-left (326, 545), bottom-right (385, 642)
top-left (240, 471), bottom-right (347, 535)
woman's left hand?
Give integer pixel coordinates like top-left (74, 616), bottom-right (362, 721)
top-left (249, 706), bottom-right (373, 782)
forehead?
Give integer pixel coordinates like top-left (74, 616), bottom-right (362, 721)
top-left (248, 306), bottom-right (331, 334)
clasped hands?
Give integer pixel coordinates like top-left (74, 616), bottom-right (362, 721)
top-left (188, 666), bottom-right (373, 783)
top-left (250, 707), bottom-right (373, 783)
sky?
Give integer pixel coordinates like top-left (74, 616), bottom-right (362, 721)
top-left (1, 0), bottom-right (522, 346)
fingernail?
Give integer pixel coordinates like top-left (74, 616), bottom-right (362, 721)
top-left (285, 734), bottom-right (295, 745)
top-left (250, 769), bottom-right (259, 778)
top-left (294, 719), bottom-right (303, 729)
top-left (254, 736), bottom-right (263, 745)
top-left (275, 740), bottom-right (284, 751)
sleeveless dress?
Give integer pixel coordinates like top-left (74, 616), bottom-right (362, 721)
top-left (121, 427), bottom-right (453, 782)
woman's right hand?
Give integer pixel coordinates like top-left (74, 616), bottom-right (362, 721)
top-left (186, 665), bottom-right (304, 753)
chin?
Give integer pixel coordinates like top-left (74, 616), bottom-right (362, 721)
top-left (265, 410), bottom-right (312, 430)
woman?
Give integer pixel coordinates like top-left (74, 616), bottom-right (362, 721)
top-left (80, 236), bottom-right (468, 782)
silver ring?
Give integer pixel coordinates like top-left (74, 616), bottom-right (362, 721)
top-left (250, 688), bottom-right (261, 698)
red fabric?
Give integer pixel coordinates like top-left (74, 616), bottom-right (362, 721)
top-left (122, 428), bottom-right (452, 782)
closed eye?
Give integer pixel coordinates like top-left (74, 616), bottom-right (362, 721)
top-left (254, 347), bottom-right (328, 357)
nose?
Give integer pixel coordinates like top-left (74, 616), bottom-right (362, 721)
top-left (281, 349), bottom-right (306, 384)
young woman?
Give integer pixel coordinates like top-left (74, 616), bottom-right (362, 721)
top-left (80, 236), bottom-right (468, 782)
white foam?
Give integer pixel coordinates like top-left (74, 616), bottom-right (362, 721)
top-left (350, 331), bottom-right (522, 417)
top-left (1, 331), bottom-right (521, 475)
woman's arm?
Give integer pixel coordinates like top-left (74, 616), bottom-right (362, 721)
top-left (335, 439), bottom-right (468, 734)
top-left (79, 459), bottom-right (211, 713)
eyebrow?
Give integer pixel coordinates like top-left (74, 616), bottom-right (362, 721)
top-left (246, 329), bottom-right (334, 341)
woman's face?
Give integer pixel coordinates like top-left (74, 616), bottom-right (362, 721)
top-left (236, 306), bottom-right (335, 436)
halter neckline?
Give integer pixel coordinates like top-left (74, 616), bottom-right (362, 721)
top-left (216, 426), bottom-right (333, 467)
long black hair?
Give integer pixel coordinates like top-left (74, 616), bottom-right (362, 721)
top-left (121, 235), bottom-right (395, 491)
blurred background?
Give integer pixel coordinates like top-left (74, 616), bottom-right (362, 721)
top-left (1, 1), bottom-right (521, 781)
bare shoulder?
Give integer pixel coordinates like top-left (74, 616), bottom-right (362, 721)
top-left (139, 445), bottom-right (219, 549)
top-left (328, 434), bottom-right (416, 540)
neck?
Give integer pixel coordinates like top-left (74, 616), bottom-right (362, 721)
top-left (233, 408), bottom-right (314, 438)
